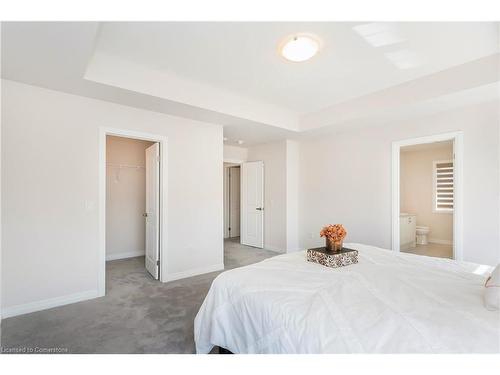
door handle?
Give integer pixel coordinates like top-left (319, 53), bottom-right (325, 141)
top-left (256, 207), bottom-right (263, 211)
top-left (143, 213), bottom-right (148, 217)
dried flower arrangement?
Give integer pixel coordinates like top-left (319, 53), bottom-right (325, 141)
top-left (320, 224), bottom-right (347, 252)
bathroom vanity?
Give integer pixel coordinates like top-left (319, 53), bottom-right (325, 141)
top-left (400, 213), bottom-right (417, 250)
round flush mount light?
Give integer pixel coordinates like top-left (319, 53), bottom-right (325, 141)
top-left (279, 34), bottom-right (321, 62)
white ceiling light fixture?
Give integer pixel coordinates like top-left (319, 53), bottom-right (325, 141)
top-left (279, 34), bottom-right (321, 62)
top-left (237, 140), bottom-right (244, 145)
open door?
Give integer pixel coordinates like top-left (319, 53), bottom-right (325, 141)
top-left (145, 143), bottom-right (160, 279)
top-left (240, 161), bottom-right (264, 248)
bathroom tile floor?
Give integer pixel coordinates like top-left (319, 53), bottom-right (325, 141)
top-left (402, 243), bottom-right (453, 259)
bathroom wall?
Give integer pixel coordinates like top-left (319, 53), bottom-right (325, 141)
top-left (223, 144), bottom-right (248, 162)
top-left (400, 141), bottom-right (454, 244)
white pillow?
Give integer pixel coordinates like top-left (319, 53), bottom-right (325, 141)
top-left (484, 264), bottom-right (500, 311)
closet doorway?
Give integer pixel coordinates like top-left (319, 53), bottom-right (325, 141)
top-left (99, 127), bottom-right (168, 295)
top-left (105, 135), bottom-right (160, 278)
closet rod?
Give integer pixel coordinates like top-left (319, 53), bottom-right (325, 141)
top-left (106, 162), bottom-right (145, 169)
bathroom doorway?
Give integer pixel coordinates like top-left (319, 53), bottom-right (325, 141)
top-left (392, 132), bottom-right (463, 260)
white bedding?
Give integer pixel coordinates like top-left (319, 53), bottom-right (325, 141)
top-left (194, 243), bottom-right (500, 353)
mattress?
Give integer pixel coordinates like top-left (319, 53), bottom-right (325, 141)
top-left (194, 243), bottom-right (500, 353)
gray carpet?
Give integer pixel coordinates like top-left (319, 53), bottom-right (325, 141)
top-left (0, 238), bottom-right (278, 353)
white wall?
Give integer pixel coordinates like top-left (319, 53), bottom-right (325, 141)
top-left (1, 80), bottom-right (223, 316)
top-left (244, 139), bottom-right (300, 254)
top-left (106, 136), bottom-right (153, 260)
top-left (247, 141), bottom-right (287, 253)
top-left (400, 142), bottom-right (454, 244)
top-left (223, 144), bottom-right (248, 162)
top-left (299, 101), bottom-right (500, 266)
top-left (285, 140), bottom-right (300, 252)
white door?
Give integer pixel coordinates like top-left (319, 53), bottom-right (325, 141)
top-left (145, 143), bottom-right (160, 279)
top-left (240, 161), bottom-right (264, 248)
top-left (229, 167), bottom-right (241, 238)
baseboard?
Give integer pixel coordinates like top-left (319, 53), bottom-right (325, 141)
top-left (264, 245), bottom-right (286, 253)
top-left (428, 238), bottom-right (453, 245)
top-left (106, 250), bottom-right (145, 261)
top-left (163, 263), bottom-right (224, 283)
top-left (2, 289), bottom-right (101, 319)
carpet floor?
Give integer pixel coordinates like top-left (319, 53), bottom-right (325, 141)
top-left (0, 238), bottom-right (278, 354)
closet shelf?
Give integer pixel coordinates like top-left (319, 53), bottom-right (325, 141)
top-left (106, 163), bottom-right (145, 169)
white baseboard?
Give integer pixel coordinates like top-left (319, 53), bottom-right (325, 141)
top-left (106, 250), bottom-right (145, 261)
top-left (1, 289), bottom-right (100, 319)
top-left (163, 263), bottom-right (224, 283)
top-left (264, 245), bottom-right (286, 253)
top-left (428, 238), bottom-right (453, 245)
top-left (286, 248), bottom-right (304, 253)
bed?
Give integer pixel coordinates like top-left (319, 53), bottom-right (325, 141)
top-left (194, 243), bottom-right (500, 354)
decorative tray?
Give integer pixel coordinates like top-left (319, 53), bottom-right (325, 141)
top-left (306, 247), bottom-right (358, 268)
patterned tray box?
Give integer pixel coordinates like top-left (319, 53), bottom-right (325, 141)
top-left (306, 247), bottom-right (358, 268)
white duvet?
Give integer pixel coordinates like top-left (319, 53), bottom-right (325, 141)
top-left (194, 243), bottom-right (500, 353)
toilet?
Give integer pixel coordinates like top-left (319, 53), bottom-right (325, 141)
top-left (416, 226), bottom-right (430, 245)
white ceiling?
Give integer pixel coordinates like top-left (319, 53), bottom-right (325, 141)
top-left (1, 22), bottom-right (499, 145)
top-left (94, 22), bottom-right (499, 114)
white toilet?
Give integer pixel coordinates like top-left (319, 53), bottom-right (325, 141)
top-left (416, 226), bottom-right (430, 245)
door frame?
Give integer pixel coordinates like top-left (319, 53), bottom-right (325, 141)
top-left (391, 131), bottom-right (463, 260)
top-left (99, 127), bottom-right (168, 296)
